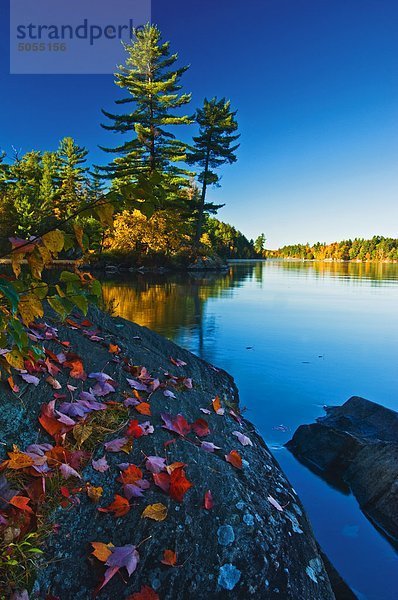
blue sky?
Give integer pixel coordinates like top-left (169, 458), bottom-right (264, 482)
top-left (1, 0), bottom-right (397, 248)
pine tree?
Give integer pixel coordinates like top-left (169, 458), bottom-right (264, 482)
top-left (55, 137), bottom-right (89, 220)
top-left (254, 233), bottom-right (266, 255)
top-left (8, 151), bottom-right (44, 236)
top-left (40, 151), bottom-right (57, 210)
top-left (0, 152), bottom-right (8, 192)
top-left (100, 24), bottom-right (192, 211)
top-left (187, 97), bottom-right (239, 247)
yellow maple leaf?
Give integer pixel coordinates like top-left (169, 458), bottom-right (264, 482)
top-left (86, 484), bottom-right (103, 503)
top-left (18, 293), bottom-right (44, 326)
top-left (5, 348), bottom-right (25, 370)
top-left (42, 230), bottom-right (64, 254)
top-left (91, 541), bottom-right (113, 563)
top-left (141, 503), bottom-right (168, 522)
top-left (7, 451), bottom-right (34, 470)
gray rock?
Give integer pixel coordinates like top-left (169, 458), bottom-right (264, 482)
top-left (286, 396), bottom-right (398, 543)
top-left (1, 307), bottom-right (336, 599)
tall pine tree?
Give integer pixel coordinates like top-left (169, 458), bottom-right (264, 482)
top-left (100, 24), bottom-right (192, 211)
top-left (187, 97), bottom-right (239, 247)
top-left (8, 151), bottom-right (44, 236)
top-left (55, 137), bottom-right (89, 219)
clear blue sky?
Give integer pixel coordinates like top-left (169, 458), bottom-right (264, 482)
top-left (1, 0), bottom-right (397, 248)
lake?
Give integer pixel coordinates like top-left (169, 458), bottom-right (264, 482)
top-left (101, 259), bottom-right (398, 600)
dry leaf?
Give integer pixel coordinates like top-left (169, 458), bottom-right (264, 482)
top-left (141, 503), bottom-right (168, 522)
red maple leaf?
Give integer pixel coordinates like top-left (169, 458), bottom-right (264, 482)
top-left (126, 420), bottom-right (144, 439)
top-left (127, 585), bottom-right (159, 600)
top-left (169, 467), bottom-right (193, 502)
top-left (98, 495), bottom-right (130, 517)
top-left (192, 418), bottom-right (210, 437)
top-left (119, 465), bottom-right (143, 485)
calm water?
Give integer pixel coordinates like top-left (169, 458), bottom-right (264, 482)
top-left (101, 260), bottom-right (398, 600)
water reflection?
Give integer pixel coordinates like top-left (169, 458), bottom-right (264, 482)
top-left (100, 260), bottom-right (398, 600)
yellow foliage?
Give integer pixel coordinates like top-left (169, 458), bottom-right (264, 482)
top-left (104, 210), bottom-right (187, 255)
top-left (18, 292), bottom-right (44, 326)
top-left (42, 229), bottom-right (64, 254)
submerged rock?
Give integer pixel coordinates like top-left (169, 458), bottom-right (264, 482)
top-left (286, 396), bottom-right (398, 543)
top-left (1, 307), bottom-right (336, 599)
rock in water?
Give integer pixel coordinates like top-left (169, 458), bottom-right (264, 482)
top-left (1, 307), bottom-right (335, 599)
top-left (286, 396), bottom-right (398, 543)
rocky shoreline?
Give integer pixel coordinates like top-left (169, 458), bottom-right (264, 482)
top-left (0, 307), bottom-right (348, 599)
top-left (287, 396), bottom-right (398, 546)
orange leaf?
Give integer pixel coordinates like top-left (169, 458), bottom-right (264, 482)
top-left (169, 467), bottom-right (193, 503)
top-left (225, 450), bottom-right (242, 469)
top-left (165, 462), bottom-right (186, 475)
top-left (98, 494), bottom-right (130, 517)
top-left (63, 353), bottom-right (86, 380)
top-left (212, 395), bottom-right (224, 414)
top-left (7, 451), bottom-right (34, 470)
top-left (161, 549), bottom-right (177, 566)
top-left (119, 465), bottom-right (143, 485)
top-left (127, 585), bottom-right (159, 600)
top-left (91, 541), bottom-right (113, 563)
top-left (9, 495), bottom-right (33, 514)
top-left (7, 376), bottom-right (20, 393)
top-left (135, 402), bottom-right (151, 416)
top-left (109, 343), bottom-right (120, 354)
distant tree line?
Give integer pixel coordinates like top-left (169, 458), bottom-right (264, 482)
top-left (268, 237), bottom-right (398, 261)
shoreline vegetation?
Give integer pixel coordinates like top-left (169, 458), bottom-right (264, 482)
top-left (266, 236), bottom-right (398, 262)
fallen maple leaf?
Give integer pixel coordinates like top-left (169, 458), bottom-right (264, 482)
top-left (192, 418), bottom-right (210, 437)
top-left (225, 450), bottom-right (242, 469)
top-left (45, 375), bottom-right (62, 390)
top-left (92, 457), bottom-right (110, 472)
top-left (119, 464), bottom-right (143, 485)
top-left (9, 495), bottom-right (33, 514)
top-left (152, 472), bottom-right (170, 493)
top-left (87, 484), bottom-right (103, 503)
top-left (161, 549), bottom-right (177, 566)
top-left (64, 353), bottom-right (86, 380)
top-left (20, 373), bottom-right (40, 386)
top-left (201, 441), bottom-right (221, 453)
top-left (169, 467), bottom-right (193, 502)
top-left (135, 402), bottom-right (151, 416)
top-left (212, 396), bottom-right (225, 415)
top-left (7, 376), bottom-right (19, 393)
top-left (109, 343), bottom-right (120, 354)
top-left (204, 490), bottom-right (214, 510)
top-left (232, 431), bottom-right (253, 447)
top-left (145, 456), bottom-right (166, 474)
top-left (165, 461), bottom-right (186, 475)
top-left (98, 495), bottom-right (130, 517)
top-left (6, 451), bottom-right (34, 470)
top-left (127, 585), bottom-right (159, 600)
top-left (94, 544), bottom-right (140, 593)
top-left (91, 541), bottom-right (113, 562)
top-left (126, 419), bottom-right (145, 439)
top-left (60, 463), bottom-right (81, 480)
top-left (141, 503), bottom-right (168, 521)
top-left (104, 437), bottom-right (130, 453)
top-left (161, 413), bottom-right (191, 436)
